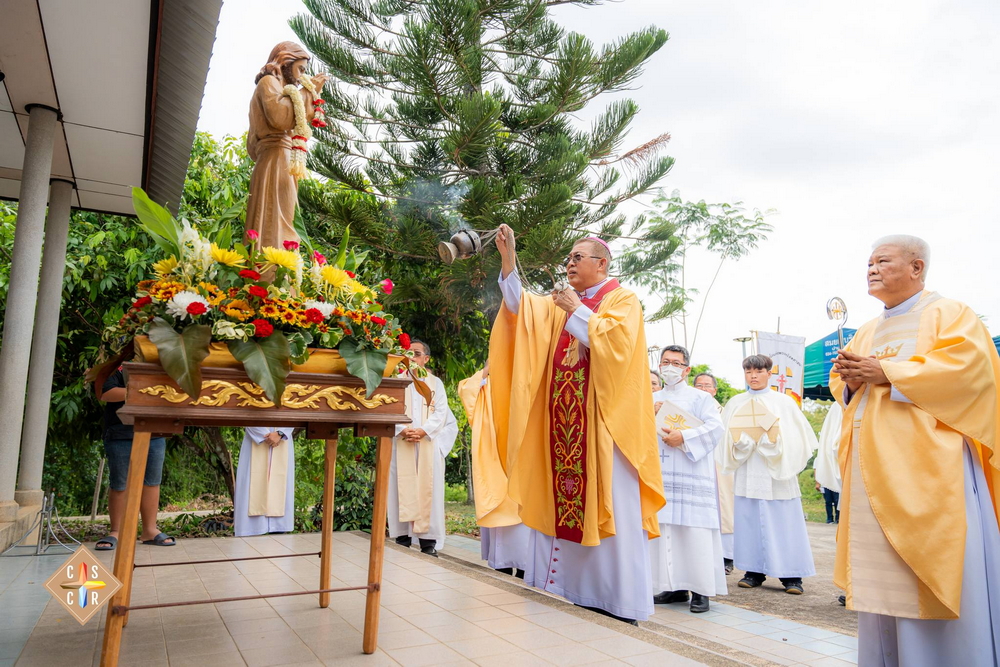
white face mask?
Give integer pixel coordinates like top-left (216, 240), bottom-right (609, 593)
top-left (659, 365), bottom-right (684, 386)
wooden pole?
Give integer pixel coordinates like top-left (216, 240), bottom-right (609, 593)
top-left (99, 430), bottom-right (151, 667)
top-left (319, 435), bottom-right (339, 608)
top-left (362, 435), bottom-right (391, 654)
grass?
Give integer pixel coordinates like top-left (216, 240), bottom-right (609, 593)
top-left (445, 501), bottom-right (479, 536)
top-left (799, 468), bottom-right (831, 523)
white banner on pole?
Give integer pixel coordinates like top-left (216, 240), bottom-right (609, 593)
top-left (756, 331), bottom-right (806, 407)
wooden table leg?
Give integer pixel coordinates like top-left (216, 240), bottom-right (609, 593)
top-left (100, 431), bottom-right (151, 667)
top-left (362, 436), bottom-right (392, 654)
top-left (319, 435), bottom-right (339, 608)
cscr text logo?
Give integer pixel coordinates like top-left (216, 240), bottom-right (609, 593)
top-left (44, 544), bottom-right (123, 625)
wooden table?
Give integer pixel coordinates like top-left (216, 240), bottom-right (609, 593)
top-left (98, 362), bottom-right (410, 666)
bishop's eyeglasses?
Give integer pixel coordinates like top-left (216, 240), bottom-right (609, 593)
top-left (562, 253), bottom-right (603, 266)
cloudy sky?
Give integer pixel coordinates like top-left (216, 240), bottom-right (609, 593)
top-left (198, 0), bottom-right (1000, 386)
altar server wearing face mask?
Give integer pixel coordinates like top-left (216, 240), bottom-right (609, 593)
top-left (648, 345), bottom-right (728, 613)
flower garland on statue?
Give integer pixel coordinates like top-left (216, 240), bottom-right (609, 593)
top-left (281, 75), bottom-right (327, 179)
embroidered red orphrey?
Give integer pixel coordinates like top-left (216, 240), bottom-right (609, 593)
top-left (546, 279), bottom-right (620, 544)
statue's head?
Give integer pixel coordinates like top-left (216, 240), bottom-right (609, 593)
top-left (255, 41), bottom-right (311, 86)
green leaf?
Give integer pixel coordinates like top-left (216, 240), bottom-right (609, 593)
top-left (132, 187), bottom-right (181, 257)
top-left (292, 206), bottom-right (314, 256)
top-left (146, 318), bottom-right (212, 398)
top-left (338, 338), bottom-right (387, 397)
top-left (287, 331), bottom-right (311, 365)
top-left (214, 225), bottom-right (233, 250)
top-left (227, 334), bottom-right (291, 404)
top-left (334, 226), bottom-right (350, 269)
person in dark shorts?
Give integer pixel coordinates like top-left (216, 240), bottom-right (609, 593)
top-left (95, 367), bottom-right (174, 549)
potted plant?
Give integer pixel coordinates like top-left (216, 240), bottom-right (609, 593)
top-left (98, 188), bottom-right (416, 404)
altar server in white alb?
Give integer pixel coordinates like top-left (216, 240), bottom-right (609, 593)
top-left (234, 427), bottom-right (296, 536)
top-left (718, 355), bottom-right (817, 594)
top-left (693, 371), bottom-right (735, 573)
top-left (650, 346), bottom-right (727, 613)
top-left (813, 401), bottom-right (843, 524)
top-left (387, 339), bottom-right (458, 556)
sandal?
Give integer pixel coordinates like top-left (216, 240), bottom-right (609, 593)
top-left (141, 532), bottom-right (176, 546)
top-left (95, 536), bottom-right (117, 551)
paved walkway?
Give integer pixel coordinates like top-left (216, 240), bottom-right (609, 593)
top-left (446, 533), bottom-right (859, 667)
top-left (1, 530), bottom-right (859, 666)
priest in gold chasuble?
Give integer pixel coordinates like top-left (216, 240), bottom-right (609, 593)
top-left (489, 225), bottom-right (665, 624)
top-left (831, 236), bottom-right (1000, 667)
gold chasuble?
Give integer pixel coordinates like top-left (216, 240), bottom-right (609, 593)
top-left (457, 371), bottom-right (521, 527)
top-left (489, 280), bottom-right (665, 546)
top-left (830, 291), bottom-right (1000, 620)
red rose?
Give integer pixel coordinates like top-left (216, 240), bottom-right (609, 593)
top-left (132, 296), bottom-right (152, 310)
top-left (305, 308), bottom-right (325, 323)
top-left (379, 278), bottom-right (394, 295)
top-left (345, 271), bottom-right (356, 278)
top-left (370, 316), bottom-right (387, 326)
top-left (398, 333), bottom-right (411, 350)
top-left (251, 319), bottom-right (274, 337)
top-left (283, 240), bottom-right (300, 251)
top-left (311, 118), bottom-right (327, 128)
top-left (314, 99), bottom-right (326, 106)
top-left (312, 251), bottom-right (327, 265)
top-left (186, 302), bottom-right (208, 316)
top-left (239, 269), bottom-right (261, 281)
top-left (246, 229), bottom-right (259, 241)
top-left (247, 285), bottom-right (268, 299)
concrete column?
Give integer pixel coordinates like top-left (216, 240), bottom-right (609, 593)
top-left (0, 104), bottom-right (59, 523)
top-left (15, 178), bottom-right (74, 509)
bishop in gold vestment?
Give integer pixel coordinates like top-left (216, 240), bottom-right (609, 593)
top-left (489, 226), bottom-right (665, 623)
top-left (831, 236), bottom-right (999, 667)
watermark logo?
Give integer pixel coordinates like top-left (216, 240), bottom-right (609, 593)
top-left (44, 544), bottom-right (122, 625)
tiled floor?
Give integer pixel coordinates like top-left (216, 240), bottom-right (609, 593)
top-left (445, 534), bottom-right (859, 667)
top-left (2, 532), bottom-right (726, 666)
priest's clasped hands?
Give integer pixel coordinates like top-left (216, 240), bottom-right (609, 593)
top-left (832, 350), bottom-right (889, 391)
top-left (400, 427), bottom-right (428, 442)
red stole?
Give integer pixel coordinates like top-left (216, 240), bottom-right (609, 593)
top-left (548, 278), bottom-right (620, 543)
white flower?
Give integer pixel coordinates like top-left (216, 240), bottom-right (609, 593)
top-left (212, 320), bottom-right (252, 341)
top-left (304, 299), bottom-right (336, 318)
top-left (165, 291), bottom-right (209, 321)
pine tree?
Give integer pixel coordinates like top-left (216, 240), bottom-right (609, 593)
top-left (292, 0), bottom-right (676, 379)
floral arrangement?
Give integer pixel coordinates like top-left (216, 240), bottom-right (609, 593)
top-left (283, 75), bottom-right (326, 179)
top-left (105, 188), bottom-right (413, 403)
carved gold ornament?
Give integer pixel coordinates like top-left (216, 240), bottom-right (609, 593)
top-left (140, 380), bottom-right (398, 410)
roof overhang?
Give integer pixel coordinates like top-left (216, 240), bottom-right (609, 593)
top-left (0, 0), bottom-right (222, 215)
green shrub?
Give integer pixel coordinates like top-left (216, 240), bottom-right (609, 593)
top-left (444, 483), bottom-right (467, 503)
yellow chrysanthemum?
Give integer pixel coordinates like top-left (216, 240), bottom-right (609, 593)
top-left (198, 282), bottom-right (226, 306)
top-left (152, 256), bottom-right (179, 277)
top-left (210, 243), bottom-right (245, 267)
top-left (223, 299), bottom-right (254, 321)
top-left (347, 280), bottom-right (374, 298)
top-left (261, 246), bottom-right (300, 271)
top-left (258, 303), bottom-right (281, 319)
top-left (148, 280), bottom-right (186, 302)
top-left (320, 266), bottom-right (350, 289)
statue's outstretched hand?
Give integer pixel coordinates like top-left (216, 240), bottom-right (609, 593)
top-left (311, 73), bottom-right (330, 92)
